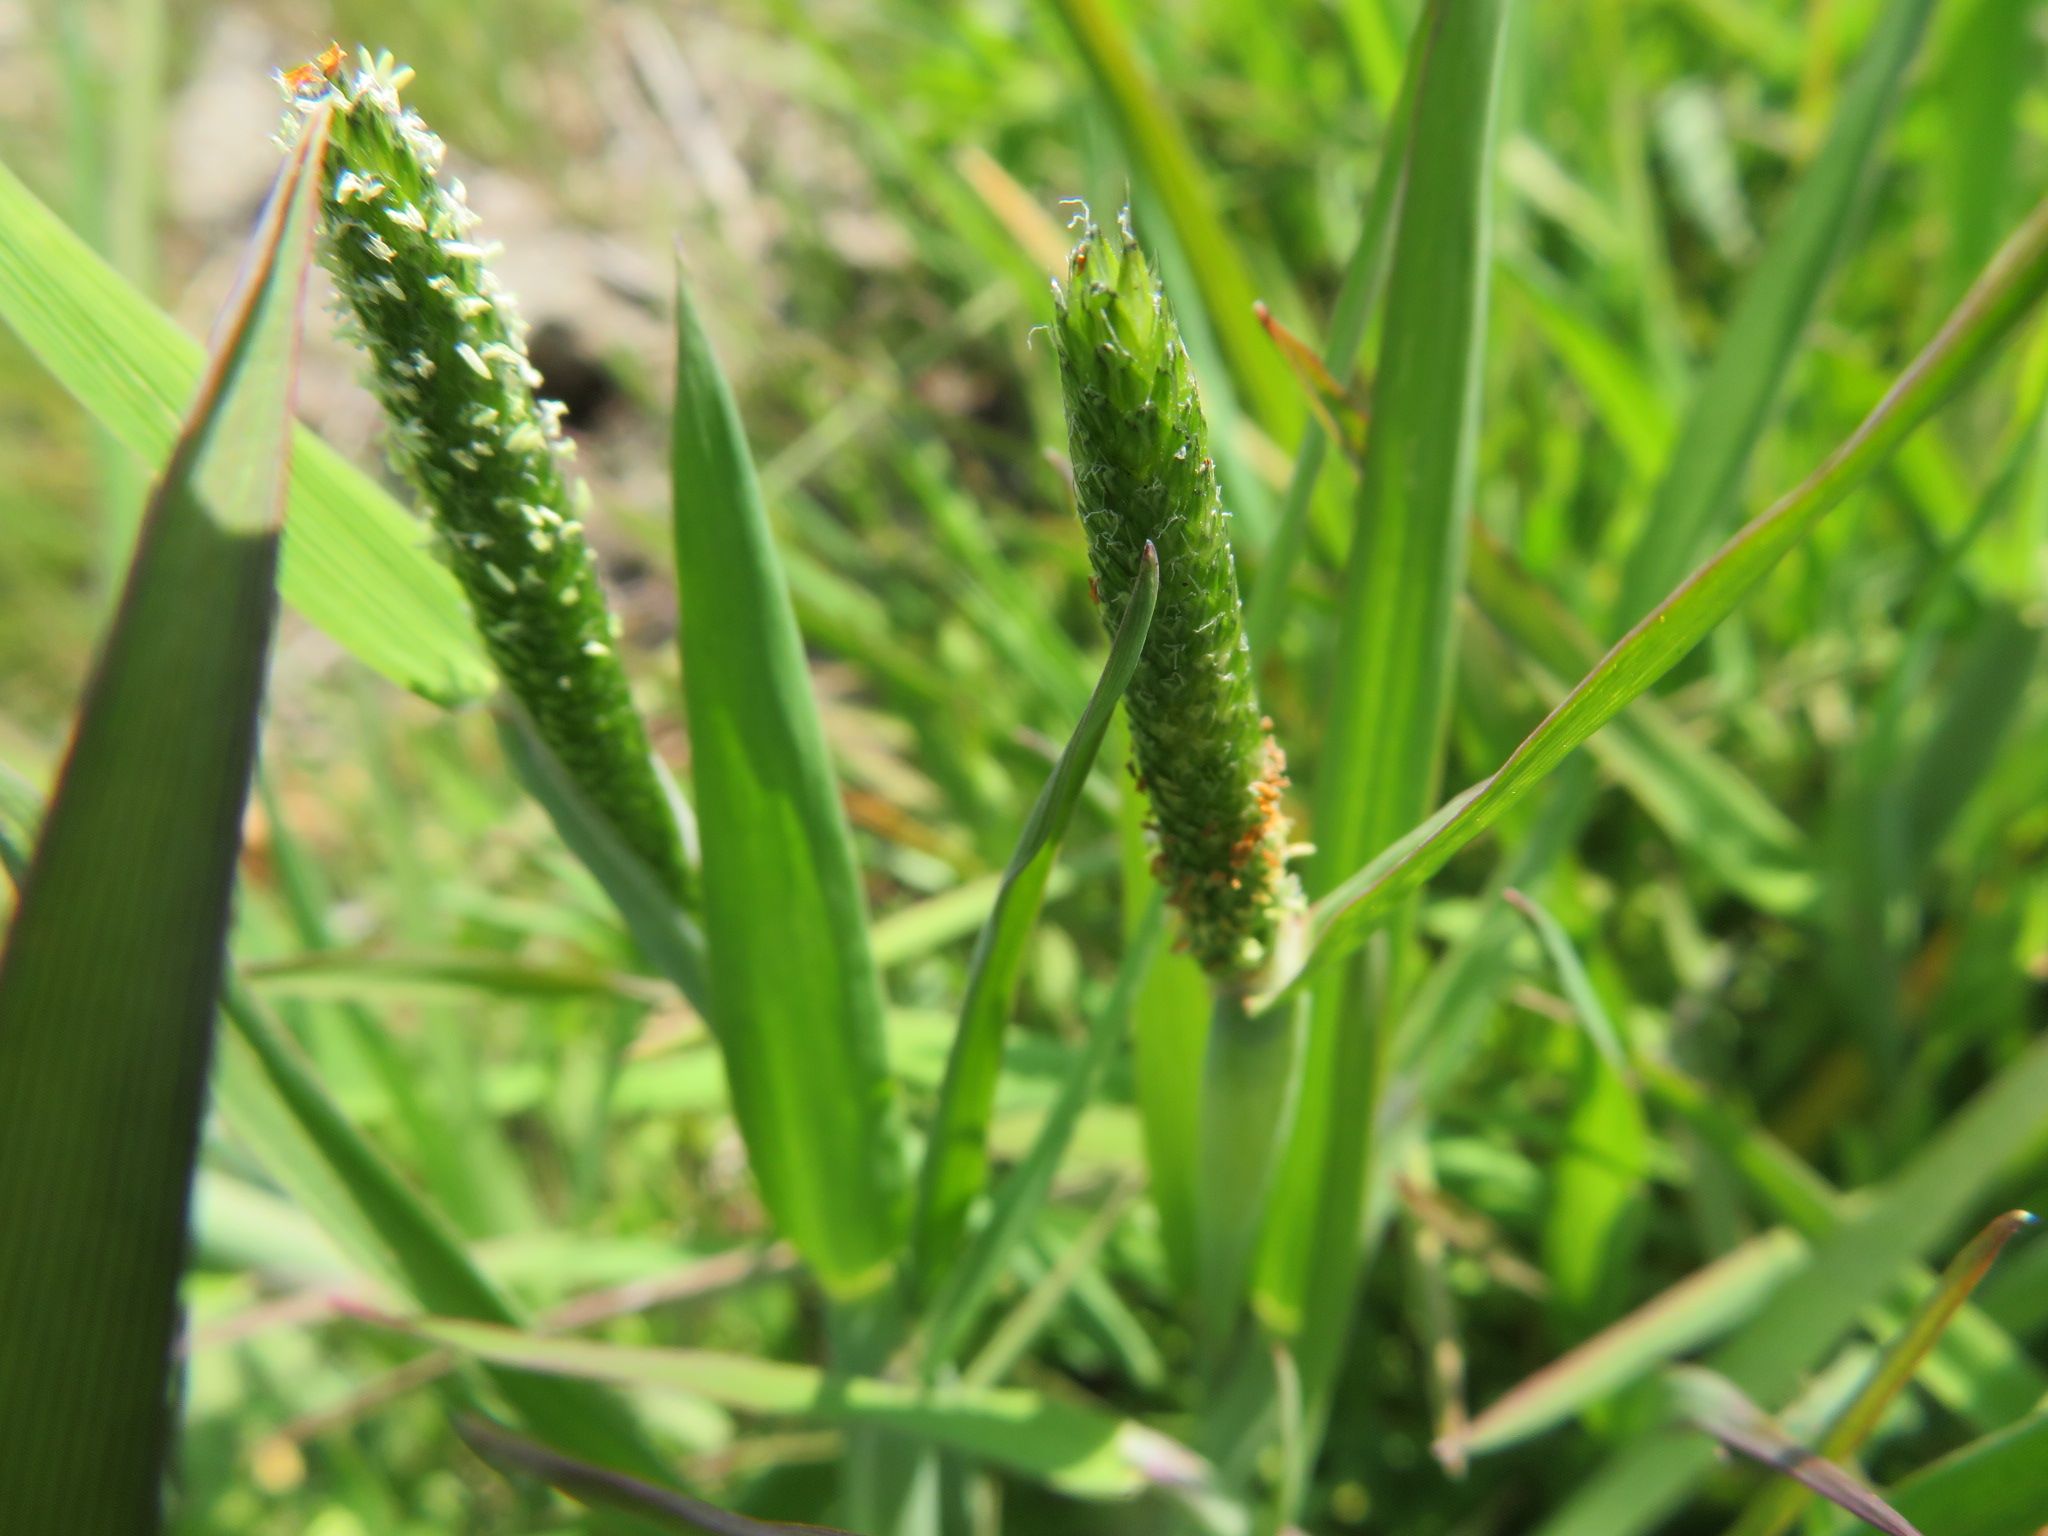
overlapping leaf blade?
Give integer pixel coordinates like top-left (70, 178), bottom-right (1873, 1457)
top-left (1255, 0), bottom-right (1511, 1429)
top-left (0, 151), bottom-right (491, 704)
top-left (670, 271), bottom-right (905, 1299)
top-left (0, 114), bottom-right (325, 1532)
top-left (1294, 196), bottom-right (2048, 998)
top-left (913, 544), bottom-right (1159, 1295)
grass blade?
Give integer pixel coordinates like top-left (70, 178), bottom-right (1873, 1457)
top-left (1441, 1228), bottom-right (1810, 1463)
top-left (921, 893), bottom-right (1167, 1372)
top-left (1647, 1063), bottom-right (2046, 1430)
top-left (460, 1417), bottom-right (854, 1536)
top-left (1470, 532), bottom-right (1815, 915)
top-left (1507, 891), bottom-right (1651, 1332)
top-left (913, 543), bottom-right (1159, 1295)
top-left (1723, 1210), bottom-right (2039, 1536)
top-left (1241, 0), bottom-right (1432, 650)
top-left (360, 1312), bottom-right (1215, 1504)
top-left (0, 112), bottom-right (326, 1531)
top-left (670, 270), bottom-right (904, 1299)
top-left (219, 986), bottom-right (684, 1500)
top-left (1537, 1029), bottom-right (2048, 1536)
top-left (1254, 0), bottom-right (1510, 1421)
top-left (497, 704), bottom-right (710, 1013)
top-left (1667, 1367), bottom-right (1921, 1536)
top-left (1615, 0), bottom-right (1938, 617)
top-left (1868, 1410), bottom-right (2048, 1536)
top-left (1294, 196), bottom-right (2048, 1000)
top-left (962, 1177), bottom-right (1145, 1390)
top-left (0, 151), bottom-right (491, 704)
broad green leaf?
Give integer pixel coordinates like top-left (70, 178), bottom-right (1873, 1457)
top-left (218, 987), bottom-right (684, 1504)
top-left (912, 547), bottom-right (1159, 1296)
top-left (670, 271), bottom-right (904, 1299)
top-left (0, 152), bottom-right (491, 705)
top-left (0, 114), bottom-right (324, 1533)
top-left (1255, 0), bottom-right (1510, 1426)
top-left (1615, 0), bottom-right (1938, 616)
top-left (1723, 1210), bottom-right (2039, 1536)
top-left (1666, 1367), bottom-right (1920, 1536)
top-left (1294, 196), bottom-right (2048, 1001)
top-left (1536, 1028), bottom-right (2048, 1536)
top-left (460, 1417), bottom-right (854, 1536)
top-left (363, 1312), bottom-right (1214, 1504)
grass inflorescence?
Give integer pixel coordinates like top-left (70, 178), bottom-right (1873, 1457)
top-left (280, 47), bottom-right (689, 901)
top-left (1051, 210), bottom-right (1300, 984)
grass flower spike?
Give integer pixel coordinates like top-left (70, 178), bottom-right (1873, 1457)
top-left (281, 47), bottom-right (689, 900)
top-left (1051, 211), bottom-right (1300, 984)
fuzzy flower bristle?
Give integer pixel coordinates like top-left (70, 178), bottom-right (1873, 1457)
top-left (282, 47), bottom-right (689, 901)
top-left (1051, 209), bottom-right (1300, 982)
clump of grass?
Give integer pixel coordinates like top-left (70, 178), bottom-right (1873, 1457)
top-left (1051, 210), bottom-right (1300, 984)
top-left (279, 47), bottom-right (689, 900)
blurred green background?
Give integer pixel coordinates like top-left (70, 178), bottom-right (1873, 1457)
top-left (2, 0), bottom-right (2046, 1532)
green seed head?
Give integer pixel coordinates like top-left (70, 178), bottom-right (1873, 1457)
top-left (1051, 210), bottom-right (1300, 983)
top-left (281, 47), bottom-right (689, 902)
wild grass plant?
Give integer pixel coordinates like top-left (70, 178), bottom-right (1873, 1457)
top-left (0, 6), bottom-right (2046, 1536)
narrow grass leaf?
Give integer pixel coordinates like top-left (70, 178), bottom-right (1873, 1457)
top-left (1647, 1063), bottom-right (2047, 1430)
top-left (1507, 890), bottom-right (1651, 1330)
top-left (0, 152), bottom-right (490, 704)
top-left (219, 986), bottom-right (683, 1499)
top-left (671, 271), bottom-right (905, 1299)
top-left (923, 895), bottom-right (1168, 1371)
top-left (1256, 0), bottom-right (1510, 1410)
top-left (1242, 0), bottom-right (1434, 649)
top-left (1537, 1028), bottom-right (2048, 1536)
top-left (1724, 1210), bottom-right (2039, 1536)
top-left (0, 115), bottom-right (324, 1532)
top-left (497, 706), bottom-right (709, 1013)
top-left (367, 1313), bottom-right (1215, 1503)
top-left (1503, 889), bottom-right (1630, 1073)
top-left (1666, 1367), bottom-right (1921, 1536)
top-left (240, 949), bottom-right (667, 1006)
top-left (460, 1417), bottom-right (854, 1536)
top-left (1469, 531), bottom-right (1815, 915)
top-left (962, 1178), bottom-right (1145, 1390)
top-left (1442, 1227), bottom-right (1808, 1462)
top-left (914, 544), bottom-right (1159, 1294)
top-left (1296, 197), bottom-right (2048, 999)
top-left (1616, 0), bottom-right (1938, 616)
